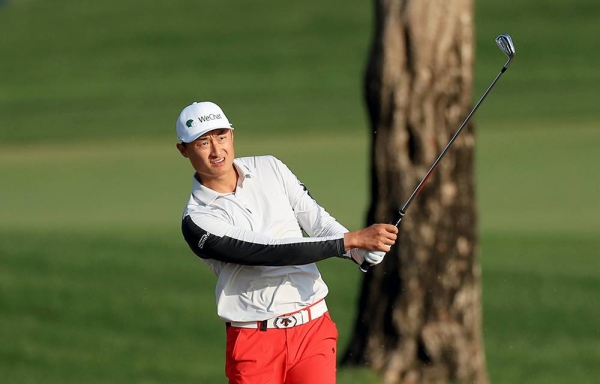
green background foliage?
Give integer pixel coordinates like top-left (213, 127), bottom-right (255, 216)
top-left (1, 0), bottom-right (599, 383)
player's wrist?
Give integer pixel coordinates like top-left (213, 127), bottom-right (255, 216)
top-left (343, 231), bottom-right (358, 251)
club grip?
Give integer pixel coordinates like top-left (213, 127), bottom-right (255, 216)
top-left (359, 260), bottom-right (370, 273)
top-left (358, 210), bottom-right (405, 273)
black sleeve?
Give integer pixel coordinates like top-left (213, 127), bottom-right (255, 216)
top-left (181, 215), bottom-right (346, 266)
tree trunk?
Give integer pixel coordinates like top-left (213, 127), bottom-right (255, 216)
top-left (341, 1), bottom-right (487, 383)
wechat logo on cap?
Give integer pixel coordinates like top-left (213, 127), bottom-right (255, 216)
top-left (186, 119), bottom-right (197, 128)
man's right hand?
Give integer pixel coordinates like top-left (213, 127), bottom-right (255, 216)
top-left (343, 224), bottom-right (398, 252)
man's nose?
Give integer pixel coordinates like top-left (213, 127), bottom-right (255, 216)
top-left (210, 142), bottom-right (222, 156)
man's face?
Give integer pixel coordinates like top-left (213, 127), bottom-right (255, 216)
top-left (176, 129), bottom-right (235, 183)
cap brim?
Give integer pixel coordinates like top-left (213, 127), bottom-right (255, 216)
top-left (179, 125), bottom-right (234, 143)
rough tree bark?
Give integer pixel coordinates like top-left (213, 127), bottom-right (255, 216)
top-left (341, 1), bottom-right (487, 383)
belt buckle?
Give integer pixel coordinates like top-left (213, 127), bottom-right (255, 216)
top-left (273, 314), bottom-right (298, 329)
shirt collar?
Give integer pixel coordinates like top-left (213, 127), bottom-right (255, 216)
top-left (191, 159), bottom-right (254, 206)
top-left (233, 158), bottom-right (253, 182)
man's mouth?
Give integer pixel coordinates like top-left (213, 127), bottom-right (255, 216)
top-left (211, 158), bottom-right (225, 164)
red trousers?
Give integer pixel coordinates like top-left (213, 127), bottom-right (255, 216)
top-left (225, 312), bottom-right (338, 384)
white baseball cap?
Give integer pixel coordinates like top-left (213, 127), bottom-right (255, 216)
top-left (176, 101), bottom-right (234, 143)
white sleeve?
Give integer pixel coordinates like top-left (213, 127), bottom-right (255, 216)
top-left (273, 157), bottom-right (349, 237)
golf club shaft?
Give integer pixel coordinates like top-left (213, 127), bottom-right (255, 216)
top-left (359, 57), bottom-right (513, 273)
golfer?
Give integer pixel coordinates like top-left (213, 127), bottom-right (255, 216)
top-left (175, 101), bottom-right (398, 384)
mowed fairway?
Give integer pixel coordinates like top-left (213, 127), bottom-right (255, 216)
top-left (1, 0), bottom-right (600, 383)
top-left (2, 127), bottom-right (599, 383)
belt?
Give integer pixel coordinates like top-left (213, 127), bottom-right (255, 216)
top-left (227, 300), bottom-right (328, 331)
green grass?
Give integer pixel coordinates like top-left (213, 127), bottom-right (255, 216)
top-left (0, 132), bottom-right (371, 232)
top-left (0, 230), bottom-right (224, 383)
top-left (1, 0), bottom-right (599, 382)
top-left (482, 233), bottom-right (600, 384)
top-left (1, 0), bottom-right (599, 143)
top-left (476, 120), bottom-right (600, 235)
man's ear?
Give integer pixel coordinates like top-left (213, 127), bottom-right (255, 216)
top-left (176, 143), bottom-right (189, 158)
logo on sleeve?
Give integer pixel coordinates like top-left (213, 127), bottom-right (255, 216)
top-left (299, 182), bottom-right (313, 198)
top-left (198, 232), bottom-right (210, 249)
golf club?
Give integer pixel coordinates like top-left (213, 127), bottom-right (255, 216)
top-left (360, 34), bottom-right (516, 272)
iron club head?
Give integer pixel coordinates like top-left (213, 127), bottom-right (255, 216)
top-left (495, 34), bottom-right (516, 57)
top-left (496, 34), bottom-right (516, 68)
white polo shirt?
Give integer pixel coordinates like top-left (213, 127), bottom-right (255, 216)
top-left (181, 155), bottom-right (349, 322)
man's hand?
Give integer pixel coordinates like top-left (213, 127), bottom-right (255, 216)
top-left (348, 249), bottom-right (386, 266)
top-left (343, 224), bottom-right (398, 252)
